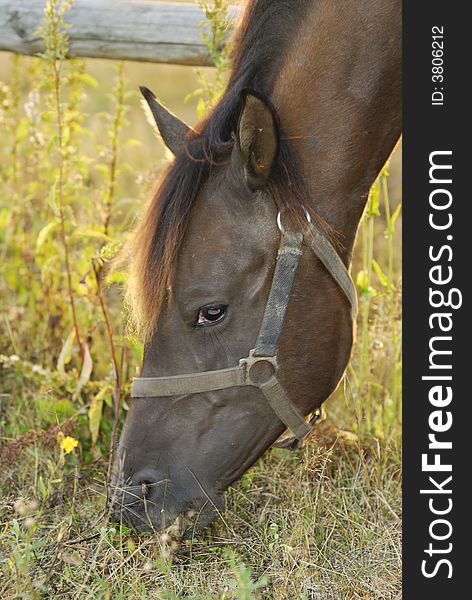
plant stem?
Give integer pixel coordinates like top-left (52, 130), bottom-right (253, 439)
top-left (52, 55), bottom-right (83, 361)
top-left (103, 61), bottom-right (125, 238)
top-left (93, 261), bottom-right (121, 481)
top-left (381, 173), bottom-right (402, 427)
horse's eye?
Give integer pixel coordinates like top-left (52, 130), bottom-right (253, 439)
top-left (196, 304), bottom-right (228, 326)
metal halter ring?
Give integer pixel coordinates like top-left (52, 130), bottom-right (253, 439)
top-left (276, 209), bottom-right (312, 234)
top-left (239, 350), bottom-right (278, 386)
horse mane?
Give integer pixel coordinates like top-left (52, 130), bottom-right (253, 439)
top-left (125, 0), bottom-right (326, 340)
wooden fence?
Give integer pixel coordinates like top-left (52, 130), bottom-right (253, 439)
top-left (0, 0), bottom-right (239, 66)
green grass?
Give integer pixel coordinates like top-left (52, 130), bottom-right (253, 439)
top-left (0, 1), bottom-right (402, 598)
top-left (0, 420), bottom-right (401, 599)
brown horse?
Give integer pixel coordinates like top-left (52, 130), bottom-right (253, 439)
top-left (111, 0), bottom-right (402, 534)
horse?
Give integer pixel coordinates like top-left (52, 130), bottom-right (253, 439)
top-left (111, 0), bottom-right (402, 534)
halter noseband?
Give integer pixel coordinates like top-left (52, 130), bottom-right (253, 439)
top-left (131, 212), bottom-right (357, 447)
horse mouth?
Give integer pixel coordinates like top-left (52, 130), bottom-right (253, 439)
top-left (112, 497), bottom-right (220, 538)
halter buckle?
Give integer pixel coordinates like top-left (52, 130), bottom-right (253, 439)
top-left (240, 349), bottom-right (278, 386)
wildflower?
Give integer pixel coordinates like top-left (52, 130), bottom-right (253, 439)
top-left (13, 498), bottom-right (38, 516)
top-left (59, 435), bottom-right (79, 454)
top-left (13, 498), bottom-right (27, 516)
top-left (24, 516), bottom-right (36, 530)
top-left (143, 561), bottom-right (153, 572)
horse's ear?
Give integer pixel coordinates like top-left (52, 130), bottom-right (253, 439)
top-left (236, 90), bottom-right (279, 190)
top-left (139, 86), bottom-right (191, 155)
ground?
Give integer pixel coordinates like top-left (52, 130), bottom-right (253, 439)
top-left (0, 418), bottom-right (401, 599)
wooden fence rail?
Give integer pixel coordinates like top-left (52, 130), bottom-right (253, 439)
top-left (0, 0), bottom-right (238, 66)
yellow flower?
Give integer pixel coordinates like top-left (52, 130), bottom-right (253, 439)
top-left (60, 435), bottom-right (79, 454)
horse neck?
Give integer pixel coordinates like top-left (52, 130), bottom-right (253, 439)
top-left (270, 0), bottom-right (402, 255)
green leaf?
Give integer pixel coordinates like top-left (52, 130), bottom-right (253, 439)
top-left (79, 73), bottom-right (99, 88)
top-left (36, 221), bottom-right (57, 252)
top-left (105, 270), bottom-right (128, 285)
top-left (386, 203), bottom-right (402, 238)
top-left (15, 117), bottom-right (30, 144)
top-left (356, 269), bottom-right (377, 299)
top-left (57, 330), bottom-right (75, 375)
top-left (94, 163), bottom-right (109, 178)
top-left (37, 397), bottom-right (75, 423)
top-left (196, 97), bottom-right (206, 119)
top-left (366, 179), bottom-right (381, 217)
top-left (88, 384), bottom-right (111, 445)
top-left (391, 203), bottom-right (402, 225)
top-left (128, 336), bottom-right (144, 363)
top-left (73, 342), bottom-right (93, 399)
top-left (71, 227), bottom-right (111, 242)
top-left (381, 162), bottom-right (390, 178)
top-left (38, 477), bottom-right (47, 503)
top-left (356, 269), bottom-right (369, 292)
top-left (48, 182), bottom-right (59, 216)
top-left (372, 260), bottom-right (389, 287)
top-left (124, 138), bottom-right (141, 147)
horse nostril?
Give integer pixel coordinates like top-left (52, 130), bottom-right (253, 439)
top-left (129, 469), bottom-right (166, 498)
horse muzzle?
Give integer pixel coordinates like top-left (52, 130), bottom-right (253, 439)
top-left (109, 469), bottom-right (222, 535)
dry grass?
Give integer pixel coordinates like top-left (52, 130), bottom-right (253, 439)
top-left (0, 422), bottom-right (401, 599)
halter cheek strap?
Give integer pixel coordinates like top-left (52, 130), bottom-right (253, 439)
top-left (131, 217), bottom-right (357, 446)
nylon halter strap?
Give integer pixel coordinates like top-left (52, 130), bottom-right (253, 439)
top-left (131, 214), bottom-right (358, 446)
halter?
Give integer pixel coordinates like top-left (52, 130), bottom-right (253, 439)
top-left (131, 212), bottom-right (357, 447)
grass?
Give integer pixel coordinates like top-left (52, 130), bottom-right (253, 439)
top-left (0, 1), bottom-right (402, 598)
top-left (0, 422), bottom-right (401, 599)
